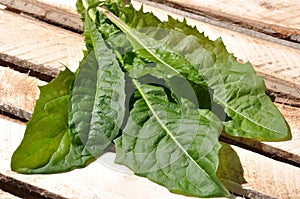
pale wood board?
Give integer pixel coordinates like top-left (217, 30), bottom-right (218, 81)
top-left (0, 115), bottom-right (299, 198)
top-left (0, 1), bottom-right (299, 159)
top-left (8, 0), bottom-right (300, 42)
top-left (143, 0), bottom-right (300, 43)
top-left (174, 0), bottom-right (300, 30)
top-left (1, 0), bottom-right (300, 99)
top-left (36, 0), bottom-right (77, 14)
top-left (231, 145), bottom-right (300, 199)
top-left (0, 0), bottom-right (82, 31)
top-left (0, 67), bottom-right (42, 113)
top-left (0, 9), bottom-right (84, 75)
top-left (0, 116), bottom-right (240, 199)
top-left (0, 0), bottom-right (300, 198)
top-left (0, 66), bottom-right (300, 198)
top-left (132, 2), bottom-right (300, 88)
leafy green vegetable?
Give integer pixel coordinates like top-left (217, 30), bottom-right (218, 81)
top-left (11, 69), bottom-right (94, 173)
top-left (69, 12), bottom-right (125, 156)
top-left (11, 9), bottom-right (126, 173)
top-left (216, 143), bottom-right (247, 185)
top-left (115, 82), bottom-right (229, 197)
top-left (98, 3), bottom-right (290, 141)
top-left (11, 0), bottom-right (292, 197)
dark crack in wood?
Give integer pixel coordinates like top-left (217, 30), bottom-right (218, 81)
top-left (0, 173), bottom-right (68, 199)
top-left (0, 53), bottom-right (56, 82)
top-left (220, 134), bottom-right (300, 168)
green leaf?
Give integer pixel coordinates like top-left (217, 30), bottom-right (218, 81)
top-left (69, 13), bottom-right (125, 155)
top-left (11, 69), bottom-right (93, 173)
top-left (115, 81), bottom-right (230, 198)
top-left (217, 143), bottom-right (247, 186)
top-left (98, 4), bottom-right (291, 141)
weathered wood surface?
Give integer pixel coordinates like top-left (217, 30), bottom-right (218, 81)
top-left (3, 0), bottom-right (300, 43)
top-left (1, 112), bottom-right (300, 199)
top-left (1, 1), bottom-right (300, 162)
top-left (2, 66), bottom-right (300, 167)
top-left (0, 0), bottom-right (81, 32)
top-left (0, 9), bottom-right (84, 75)
top-left (1, 0), bottom-right (300, 100)
top-left (137, 0), bottom-right (300, 43)
top-left (4, 116), bottom-right (240, 199)
top-left (0, 0), bottom-right (300, 198)
top-left (134, 1), bottom-right (300, 88)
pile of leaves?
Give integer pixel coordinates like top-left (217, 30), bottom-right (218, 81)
top-left (11, 0), bottom-right (291, 197)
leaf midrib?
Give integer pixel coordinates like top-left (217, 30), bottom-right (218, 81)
top-left (132, 79), bottom-right (214, 181)
top-left (99, 7), bottom-right (283, 136)
top-left (85, 13), bottom-right (103, 142)
top-left (211, 72), bottom-right (281, 135)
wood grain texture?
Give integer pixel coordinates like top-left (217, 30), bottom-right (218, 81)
top-left (9, 0), bottom-right (300, 43)
top-left (0, 1), bottom-right (299, 159)
top-left (0, 0), bottom-right (82, 32)
top-left (0, 8), bottom-right (84, 74)
top-left (0, 67), bottom-right (41, 121)
top-left (0, 1), bottom-right (300, 198)
top-left (232, 145), bottom-right (300, 199)
top-left (6, 0), bottom-right (299, 100)
top-left (134, 1), bottom-right (300, 87)
top-left (0, 116), bottom-right (240, 199)
top-left (0, 67), bottom-right (41, 113)
top-left (0, 115), bottom-right (298, 199)
top-left (142, 0), bottom-right (300, 43)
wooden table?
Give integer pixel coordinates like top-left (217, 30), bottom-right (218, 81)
top-left (0, 0), bottom-right (299, 198)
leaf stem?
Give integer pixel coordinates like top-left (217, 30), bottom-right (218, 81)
top-left (97, 7), bottom-right (179, 75)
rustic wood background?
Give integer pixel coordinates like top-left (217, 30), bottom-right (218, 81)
top-left (0, 0), bottom-right (299, 198)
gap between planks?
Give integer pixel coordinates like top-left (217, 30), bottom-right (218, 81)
top-left (0, 0), bottom-right (82, 33)
top-left (1, 1), bottom-right (300, 103)
top-left (2, 0), bottom-right (300, 45)
top-left (132, 1), bottom-right (300, 95)
top-left (136, 0), bottom-right (300, 44)
top-left (0, 1), bottom-right (298, 197)
top-left (1, 62), bottom-right (300, 168)
top-left (0, 114), bottom-right (299, 199)
top-left (0, 173), bottom-right (67, 199)
top-left (0, 2), bottom-right (300, 162)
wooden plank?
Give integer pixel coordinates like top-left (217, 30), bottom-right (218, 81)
top-left (0, 173), bottom-right (67, 199)
top-left (138, 0), bottom-right (300, 43)
top-left (0, 67), bottom-right (41, 114)
top-left (0, 115), bottom-right (299, 198)
top-left (0, 116), bottom-right (240, 199)
top-left (0, 3), bottom-right (299, 160)
top-left (0, 0), bottom-right (82, 32)
top-left (133, 1), bottom-right (300, 88)
top-left (0, 2), bottom-right (300, 198)
top-left (1, 0), bottom-right (300, 102)
top-left (0, 8), bottom-right (84, 76)
top-left (2, 65), bottom-right (299, 166)
top-left (4, 0), bottom-right (300, 43)
top-left (231, 146), bottom-right (300, 199)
